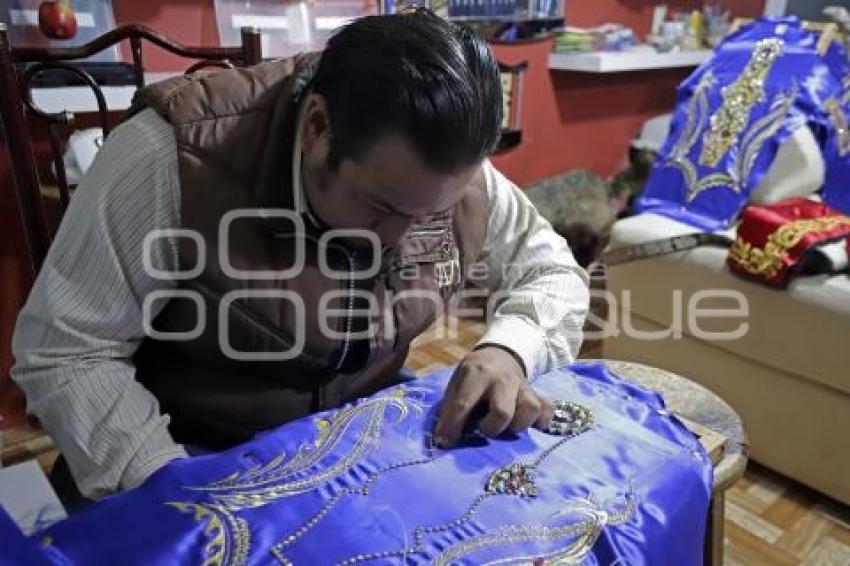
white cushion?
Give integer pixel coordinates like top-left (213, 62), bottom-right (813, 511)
top-left (750, 125), bottom-right (824, 204)
top-left (606, 213), bottom-right (850, 396)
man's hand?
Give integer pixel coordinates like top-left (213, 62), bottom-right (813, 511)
top-left (432, 346), bottom-right (554, 447)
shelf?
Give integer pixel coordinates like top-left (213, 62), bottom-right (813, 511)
top-left (448, 15), bottom-right (563, 22)
top-left (548, 49), bottom-right (712, 73)
top-left (29, 72), bottom-right (178, 115)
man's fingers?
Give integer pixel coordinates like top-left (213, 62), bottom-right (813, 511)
top-left (509, 387), bottom-right (542, 433)
top-left (433, 366), bottom-right (488, 445)
top-left (533, 395), bottom-right (555, 431)
top-left (478, 381), bottom-right (518, 438)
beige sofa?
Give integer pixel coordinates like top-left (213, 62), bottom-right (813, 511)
top-left (603, 127), bottom-right (850, 505)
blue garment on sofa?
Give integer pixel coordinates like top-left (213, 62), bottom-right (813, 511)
top-left (637, 17), bottom-right (850, 230)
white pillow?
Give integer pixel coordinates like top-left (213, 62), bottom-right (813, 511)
top-left (750, 125), bottom-right (824, 204)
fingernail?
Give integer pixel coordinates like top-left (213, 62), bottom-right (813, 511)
top-left (431, 435), bottom-right (455, 449)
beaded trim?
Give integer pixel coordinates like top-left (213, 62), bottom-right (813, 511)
top-left (433, 490), bottom-right (638, 566)
top-left (546, 400), bottom-right (594, 437)
top-left (167, 388), bottom-right (425, 566)
top-left (168, 502), bottom-right (251, 566)
top-left (668, 86), bottom-right (796, 202)
top-left (825, 78), bottom-right (850, 157)
top-left (486, 401), bottom-right (594, 497)
top-left (185, 389), bottom-right (425, 509)
top-left (700, 38), bottom-right (784, 167)
top-left (662, 39), bottom-right (797, 204)
top-left (169, 394), bottom-right (606, 566)
top-left (324, 401), bottom-right (598, 565)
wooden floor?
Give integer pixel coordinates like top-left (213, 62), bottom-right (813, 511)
top-left (2, 316), bottom-right (848, 565)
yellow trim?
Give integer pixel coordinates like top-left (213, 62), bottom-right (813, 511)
top-left (729, 216), bottom-right (850, 279)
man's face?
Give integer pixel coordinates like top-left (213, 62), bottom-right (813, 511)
top-left (300, 94), bottom-right (480, 248)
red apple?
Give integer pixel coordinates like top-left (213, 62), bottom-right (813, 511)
top-left (38, 1), bottom-right (78, 40)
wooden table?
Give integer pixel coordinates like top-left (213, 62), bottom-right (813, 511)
top-left (596, 359), bottom-right (749, 566)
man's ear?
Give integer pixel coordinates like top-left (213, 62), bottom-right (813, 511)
top-left (302, 93), bottom-right (332, 160)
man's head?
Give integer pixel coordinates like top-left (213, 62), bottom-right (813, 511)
top-left (299, 9), bottom-right (502, 245)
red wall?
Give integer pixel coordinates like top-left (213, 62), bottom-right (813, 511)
top-left (489, 39), bottom-right (695, 185)
top-left (0, 0), bottom-right (764, 424)
top-left (111, 0), bottom-right (220, 72)
top-left (489, 0), bottom-right (762, 184)
top-left (108, 0), bottom-right (763, 183)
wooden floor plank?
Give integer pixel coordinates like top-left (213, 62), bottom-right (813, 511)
top-left (726, 521), bottom-right (801, 566)
top-left (762, 488), bottom-right (811, 530)
top-left (800, 536), bottom-right (850, 566)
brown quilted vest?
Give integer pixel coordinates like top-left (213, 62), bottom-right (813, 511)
top-left (130, 55), bottom-right (490, 448)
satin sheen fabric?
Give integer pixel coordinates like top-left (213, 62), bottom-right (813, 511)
top-left (638, 17), bottom-right (850, 230)
top-left (3, 362), bottom-right (712, 565)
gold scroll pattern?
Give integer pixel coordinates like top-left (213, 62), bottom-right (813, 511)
top-left (729, 215), bottom-right (850, 279)
top-left (167, 388), bottom-right (426, 566)
top-left (167, 502), bottom-right (251, 566)
top-left (169, 390), bottom-right (635, 566)
top-left (824, 76), bottom-right (850, 157)
top-left (699, 38), bottom-right (785, 167)
top-left (666, 73), bottom-right (796, 203)
top-left (184, 389), bottom-right (425, 509)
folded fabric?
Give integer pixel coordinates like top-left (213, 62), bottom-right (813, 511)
top-left (729, 197), bottom-right (850, 287)
top-left (10, 362), bottom-right (712, 565)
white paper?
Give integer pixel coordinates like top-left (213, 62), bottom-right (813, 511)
top-left (0, 460), bottom-right (66, 536)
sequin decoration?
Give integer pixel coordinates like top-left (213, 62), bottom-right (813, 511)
top-left (664, 73), bottom-right (797, 203)
top-left (699, 38), bottom-right (785, 167)
top-left (547, 400), bottom-right (594, 437)
top-left (484, 401), bottom-right (593, 499)
top-left (486, 463), bottom-right (539, 497)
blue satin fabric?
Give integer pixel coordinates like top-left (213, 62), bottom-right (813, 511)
top-left (821, 38), bottom-right (850, 215)
top-left (6, 362), bottom-right (712, 565)
top-left (637, 17), bottom-right (850, 230)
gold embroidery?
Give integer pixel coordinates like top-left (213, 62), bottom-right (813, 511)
top-left (825, 78), bottom-right (850, 157)
top-left (167, 389), bottom-right (425, 565)
top-left (169, 392), bottom-right (613, 566)
top-left (187, 390), bottom-right (425, 509)
top-left (323, 410), bottom-right (598, 566)
top-left (664, 78), bottom-right (796, 202)
top-left (168, 502), bottom-right (251, 566)
top-left (729, 215), bottom-right (850, 278)
top-left (672, 72), bottom-right (715, 159)
top-left (802, 21), bottom-right (841, 55)
top-left (700, 38), bottom-right (784, 167)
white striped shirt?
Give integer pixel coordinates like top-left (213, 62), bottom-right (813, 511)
top-left (11, 108), bottom-right (589, 499)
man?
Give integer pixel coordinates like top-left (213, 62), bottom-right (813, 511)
top-left (12, 10), bottom-right (588, 501)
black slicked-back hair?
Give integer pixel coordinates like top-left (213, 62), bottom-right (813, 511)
top-left (311, 9), bottom-right (503, 172)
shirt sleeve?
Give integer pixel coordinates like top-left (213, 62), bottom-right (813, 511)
top-left (472, 161), bottom-right (590, 377)
top-left (11, 108), bottom-right (188, 499)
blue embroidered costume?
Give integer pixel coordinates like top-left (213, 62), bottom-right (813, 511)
top-left (1, 363), bottom-right (712, 565)
top-left (638, 17), bottom-right (850, 230)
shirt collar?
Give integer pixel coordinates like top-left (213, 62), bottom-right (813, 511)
top-left (291, 100), bottom-right (324, 228)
